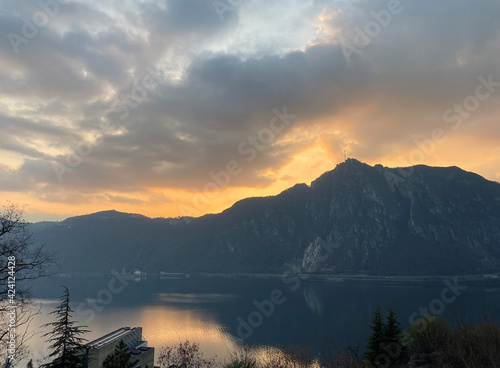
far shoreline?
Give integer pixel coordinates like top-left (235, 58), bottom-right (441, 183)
top-left (53, 271), bottom-right (500, 285)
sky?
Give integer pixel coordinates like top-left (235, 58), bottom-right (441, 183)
top-left (0, 0), bottom-right (499, 222)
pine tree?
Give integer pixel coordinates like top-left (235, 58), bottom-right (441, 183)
top-left (27, 360), bottom-right (33, 368)
top-left (382, 308), bottom-right (408, 364)
top-left (383, 308), bottom-right (403, 344)
top-left (41, 286), bottom-right (89, 368)
top-left (104, 340), bottom-right (139, 368)
top-left (364, 306), bottom-right (384, 363)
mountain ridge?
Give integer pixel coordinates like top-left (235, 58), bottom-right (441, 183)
top-left (36, 159), bottom-right (499, 224)
top-left (31, 160), bottom-right (500, 276)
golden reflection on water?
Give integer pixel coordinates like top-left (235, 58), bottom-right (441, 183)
top-left (252, 346), bottom-right (320, 368)
top-left (138, 305), bottom-right (239, 360)
top-left (28, 299), bottom-right (240, 364)
top-left (29, 293), bottom-right (315, 366)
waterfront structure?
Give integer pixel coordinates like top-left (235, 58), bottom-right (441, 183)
top-left (83, 327), bottom-right (154, 368)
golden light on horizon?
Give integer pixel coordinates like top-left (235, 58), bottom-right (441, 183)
top-left (6, 126), bottom-right (500, 223)
top-left (0, 2), bottom-right (498, 224)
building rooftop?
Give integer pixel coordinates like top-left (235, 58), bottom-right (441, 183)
top-left (86, 327), bottom-right (142, 349)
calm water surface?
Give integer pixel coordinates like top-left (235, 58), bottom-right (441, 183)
top-left (26, 276), bottom-right (500, 364)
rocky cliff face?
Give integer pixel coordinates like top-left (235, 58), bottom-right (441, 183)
top-left (31, 160), bottom-right (500, 275)
top-left (302, 160), bottom-right (500, 274)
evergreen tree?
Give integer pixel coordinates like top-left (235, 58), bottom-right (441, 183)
top-left (382, 308), bottom-right (408, 364)
top-left (104, 340), bottom-right (139, 368)
top-left (41, 286), bottom-right (89, 368)
top-left (364, 306), bottom-right (384, 363)
top-left (27, 360), bottom-right (33, 368)
top-left (383, 308), bottom-right (403, 344)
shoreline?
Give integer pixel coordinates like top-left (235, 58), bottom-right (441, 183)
top-left (55, 272), bottom-right (500, 285)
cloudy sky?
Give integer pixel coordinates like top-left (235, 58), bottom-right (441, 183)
top-left (1, 0), bottom-right (499, 222)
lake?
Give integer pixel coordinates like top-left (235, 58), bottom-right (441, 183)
top-left (24, 275), bottom-right (500, 365)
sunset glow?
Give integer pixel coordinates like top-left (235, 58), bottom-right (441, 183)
top-left (0, 1), bottom-right (499, 222)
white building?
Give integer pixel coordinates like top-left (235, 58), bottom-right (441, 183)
top-left (83, 327), bottom-right (155, 368)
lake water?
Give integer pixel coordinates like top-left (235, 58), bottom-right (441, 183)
top-left (24, 275), bottom-right (500, 365)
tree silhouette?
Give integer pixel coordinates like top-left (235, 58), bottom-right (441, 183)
top-left (383, 308), bottom-right (403, 343)
top-left (383, 308), bottom-right (408, 364)
top-left (364, 306), bottom-right (384, 363)
top-left (104, 340), bottom-right (139, 368)
top-left (365, 307), bottom-right (408, 366)
top-left (1, 203), bottom-right (54, 364)
top-left (41, 286), bottom-right (88, 368)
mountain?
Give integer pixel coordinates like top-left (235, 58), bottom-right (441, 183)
top-left (30, 159), bottom-right (500, 276)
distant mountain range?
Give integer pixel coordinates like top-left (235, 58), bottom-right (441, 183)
top-left (31, 159), bottom-right (500, 276)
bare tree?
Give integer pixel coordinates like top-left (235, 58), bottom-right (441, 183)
top-left (157, 341), bottom-right (217, 368)
top-left (0, 202), bottom-right (54, 366)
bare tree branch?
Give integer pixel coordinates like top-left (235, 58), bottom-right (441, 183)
top-left (0, 202), bottom-right (55, 365)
